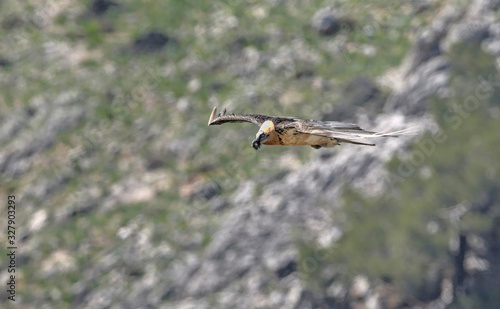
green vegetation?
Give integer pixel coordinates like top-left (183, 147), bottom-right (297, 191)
top-left (1, 0), bottom-right (492, 306)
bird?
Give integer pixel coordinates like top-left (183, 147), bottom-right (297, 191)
top-left (208, 107), bottom-right (413, 150)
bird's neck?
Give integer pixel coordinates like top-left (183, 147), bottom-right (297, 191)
top-left (262, 130), bottom-right (280, 145)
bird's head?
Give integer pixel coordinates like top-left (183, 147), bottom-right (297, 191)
top-left (252, 120), bottom-right (275, 150)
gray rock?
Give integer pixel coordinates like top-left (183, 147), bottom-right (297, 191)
top-left (190, 181), bottom-right (220, 201)
top-left (322, 76), bottom-right (385, 122)
top-left (311, 8), bottom-right (341, 36)
top-left (400, 5), bottom-right (463, 77)
top-left (442, 20), bottom-right (490, 51)
top-left (409, 0), bottom-right (432, 14)
top-left (132, 32), bottom-right (170, 54)
top-left (385, 56), bottom-right (450, 115)
top-left (0, 95), bottom-right (86, 177)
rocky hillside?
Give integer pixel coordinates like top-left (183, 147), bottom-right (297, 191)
top-left (1, 0), bottom-right (499, 308)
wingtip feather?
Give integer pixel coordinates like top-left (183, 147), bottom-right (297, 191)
top-left (208, 107), bottom-right (217, 126)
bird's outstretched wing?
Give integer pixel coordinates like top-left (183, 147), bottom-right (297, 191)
top-left (208, 107), bottom-right (273, 126)
top-left (295, 119), bottom-right (412, 146)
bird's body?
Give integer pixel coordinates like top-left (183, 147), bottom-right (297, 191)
top-left (208, 107), bottom-right (412, 150)
top-left (262, 126), bottom-right (339, 147)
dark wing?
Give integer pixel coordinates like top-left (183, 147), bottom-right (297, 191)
top-left (295, 119), bottom-right (396, 146)
top-left (208, 107), bottom-right (273, 126)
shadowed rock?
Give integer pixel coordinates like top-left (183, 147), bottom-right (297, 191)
top-left (90, 0), bottom-right (118, 15)
top-left (132, 32), bottom-right (170, 54)
top-left (311, 8), bottom-right (340, 36)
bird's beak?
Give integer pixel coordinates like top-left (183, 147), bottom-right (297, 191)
top-left (252, 139), bottom-right (261, 150)
top-left (252, 131), bottom-right (267, 150)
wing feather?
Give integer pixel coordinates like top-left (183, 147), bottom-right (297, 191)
top-left (208, 107), bottom-right (272, 126)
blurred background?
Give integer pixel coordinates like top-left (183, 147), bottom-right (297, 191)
top-left (1, 0), bottom-right (500, 308)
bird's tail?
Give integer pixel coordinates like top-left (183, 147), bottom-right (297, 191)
top-left (330, 126), bottom-right (419, 146)
top-left (360, 126), bottom-right (420, 138)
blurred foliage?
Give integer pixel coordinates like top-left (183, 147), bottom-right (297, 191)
top-left (301, 43), bottom-right (500, 303)
top-left (0, 0), bottom-right (418, 198)
top-left (0, 0), bottom-right (485, 306)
